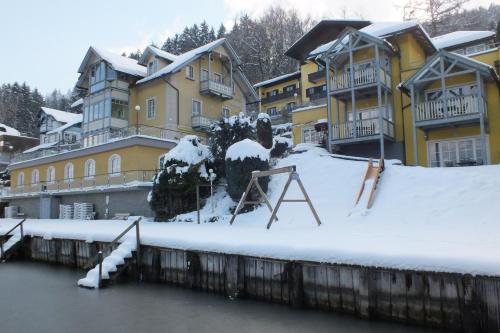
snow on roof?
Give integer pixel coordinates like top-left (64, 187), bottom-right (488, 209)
top-left (137, 39), bottom-right (227, 85)
top-left (226, 139), bottom-right (269, 162)
top-left (46, 119), bottom-right (82, 135)
top-left (139, 45), bottom-right (178, 65)
top-left (0, 123), bottom-right (20, 136)
top-left (23, 141), bottom-right (58, 153)
top-left (70, 98), bottom-right (83, 108)
top-left (163, 135), bottom-right (212, 166)
top-left (88, 47), bottom-right (147, 77)
top-left (432, 31), bottom-right (496, 49)
top-left (40, 107), bottom-right (82, 124)
top-left (309, 21), bottom-right (431, 57)
top-left (253, 71), bottom-right (301, 88)
top-left (292, 104), bottom-right (326, 113)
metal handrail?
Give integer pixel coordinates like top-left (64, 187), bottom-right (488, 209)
top-left (0, 219), bottom-right (26, 260)
top-left (82, 217), bottom-right (141, 288)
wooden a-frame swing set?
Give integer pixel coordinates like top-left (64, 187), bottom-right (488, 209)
top-left (229, 165), bottom-right (322, 229)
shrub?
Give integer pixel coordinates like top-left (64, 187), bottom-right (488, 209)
top-left (256, 113), bottom-right (273, 149)
top-left (225, 139), bottom-right (270, 204)
top-left (270, 136), bottom-right (292, 158)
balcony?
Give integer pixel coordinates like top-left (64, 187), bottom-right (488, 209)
top-left (332, 67), bottom-right (391, 92)
top-left (261, 90), bottom-right (296, 104)
top-left (332, 117), bottom-right (394, 144)
top-left (3, 170), bottom-right (157, 198)
top-left (200, 80), bottom-right (234, 99)
top-left (191, 115), bottom-right (216, 131)
top-left (308, 69), bottom-right (325, 83)
top-left (415, 95), bottom-right (481, 128)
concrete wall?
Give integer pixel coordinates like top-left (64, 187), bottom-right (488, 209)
top-left (337, 141), bottom-right (405, 160)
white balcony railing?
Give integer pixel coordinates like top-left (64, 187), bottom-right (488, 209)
top-left (191, 115), bottom-right (216, 130)
top-left (416, 95), bottom-right (479, 122)
top-left (332, 118), bottom-right (394, 141)
top-left (334, 67), bottom-right (391, 90)
top-left (200, 80), bottom-right (233, 98)
top-left (4, 170), bottom-right (157, 197)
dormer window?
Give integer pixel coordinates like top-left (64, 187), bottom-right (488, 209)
top-left (147, 59), bottom-right (158, 75)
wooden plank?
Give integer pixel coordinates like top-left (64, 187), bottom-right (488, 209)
top-left (327, 266), bottom-right (341, 311)
top-left (407, 272), bottom-right (425, 324)
top-left (424, 273), bottom-right (443, 327)
top-left (264, 261), bottom-right (272, 301)
top-left (255, 259), bottom-right (265, 300)
top-left (199, 253), bottom-right (208, 291)
top-left (356, 268), bottom-right (370, 318)
top-left (302, 264), bottom-right (317, 308)
top-left (339, 267), bottom-right (355, 313)
top-left (377, 270), bottom-right (392, 320)
top-left (271, 262), bottom-right (282, 303)
top-left (177, 250), bottom-right (185, 286)
top-left (315, 265), bottom-right (329, 310)
top-left (207, 253), bottom-right (214, 292)
top-left (281, 262), bottom-right (290, 305)
top-left (390, 271), bottom-right (408, 322)
top-left (224, 255), bottom-right (239, 298)
top-left (483, 278), bottom-right (500, 333)
top-left (441, 274), bottom-right (462, 330)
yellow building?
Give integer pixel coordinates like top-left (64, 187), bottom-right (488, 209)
top-left (4, 39), bottom-right (257, 218)
top-left (266, 20), bottom-right (500, 167)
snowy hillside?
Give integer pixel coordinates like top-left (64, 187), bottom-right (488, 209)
top-left (2, 144), bottom-right (500, 275)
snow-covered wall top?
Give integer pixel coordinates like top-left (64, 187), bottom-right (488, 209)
top-left (226, 139), bottom-right (270, 162)
top-left (432, 31), bottom-right (496, 49)
top-left (0, 123), bottom-right (21, 136)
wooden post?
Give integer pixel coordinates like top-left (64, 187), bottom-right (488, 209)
top-left (196, 185), bottom-right (200, 224)
top-left (98, 251), bottom-right (103, 288)
top-left (135, 220), bottom-right (141, 281)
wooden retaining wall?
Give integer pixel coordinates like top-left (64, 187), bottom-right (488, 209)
top-left (19, 237), bottom-right (500, 332)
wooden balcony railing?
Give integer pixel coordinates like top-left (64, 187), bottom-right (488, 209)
top-left (332, 118), bottom-right (394, 141)
top-left (416, 95), bottom-right (479, 122)
top-left (261, 90), bottom-right (296, 104)
top-left (333, 67), bottom-right (391, 90)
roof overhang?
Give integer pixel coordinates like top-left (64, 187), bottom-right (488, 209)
top-left (285, 19), bottom-right (372, 62)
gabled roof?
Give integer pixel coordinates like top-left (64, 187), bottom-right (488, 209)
top-left (138, 45), bottom-right (178, 65)
top-left (78, 46), bottom-right (147, 77)
top-left (46, 119), bottom-right (82, 135)
top-left (135, 38), bottom-right (258, 101)
top-left (40, 107), bottom-right (82, 124)
top-left (285, 19), bottom-right (371, 61)
top-left (310, 21), bottom-right (436, 58)
top-left (70, 98), bottom-right (83, 108)
top-left (253, 71), bottom-right (301, 88)
top-left (399, 50), bottom-right (500, 94)
top-left (432, 31), bottom-right (496, 50)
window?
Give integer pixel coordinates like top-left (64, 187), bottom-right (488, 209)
top-left (284, 85), bottom-right (296, 93)
top-left (17, 172), bottom-right (25, 187)
top-left (222, 107), bottom-right (230, 119)
top-left (428, 137), bottom-right (485, 167)
top-left (302, 128), bottom-right (320, 144)
top-left (108, 154), bottom-right (121, 176)
top-left (267, 107), bottom-right (278, 118)
top-left (147, 98), bottom-right (156, 119)
top-left (268, 90), bottom-right (278, 97)
top-left (147, 59), bottom-right (158, 75)
top-left (192, 100), bottom-right (202, 117)
top-left (84, 159), bottom-right (96, 179)
top-left (286, 102), bottom-right (296, 112)
top-left (64, 163), bottom-right (74, 182)
top-left (47, 166), bottom-right (56, 184)
top-left (186, 65), bottom-right (194, 80)
top-left (214, 73), bottom-right (222, 84)
top-left (31, 169), bottom-right (39, 185)
top-left (201, 69), bottom-right (209, 81)
top-left (465, 44), bottom-right (486, 55)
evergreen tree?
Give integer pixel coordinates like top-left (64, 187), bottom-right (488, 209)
top-left (217, 24), bottom-right (226, 38)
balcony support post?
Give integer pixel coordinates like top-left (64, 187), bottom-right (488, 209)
top-left (325, 57), bottom-right (332, 153)
top-left (348, 34), bottom-right (357, 138)
top-left (410, 85), bottom-right (419, 166)
top-left (229, 56), bottom-right (233, 93)
top-left (476, 71), bottom-right (488, 164)
top-left (375, 45), bottom-right (384, 159)
top-left (208, 52), bottom-right (211, 82)
top-left (440, 58), bottom-right (448, 119)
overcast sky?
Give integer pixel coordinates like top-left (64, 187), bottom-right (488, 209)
top-left (0, 0), bottom-right (494, 95)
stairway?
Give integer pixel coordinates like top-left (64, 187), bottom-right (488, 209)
top-left (1, 232), bottom-right (22, 261)
top-left (78, 239), bottom-right (136, 289)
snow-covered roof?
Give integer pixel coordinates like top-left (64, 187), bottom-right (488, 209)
top-left (40, 107), bottom-right (82, 124)
top-left (226, 139), bottom-right (269, 162)
top-left (432, 31), bottom-right (496, 50)
top-left (0, 123), bottom-right (21, 136)
top-left (46, 119), bottom-right (82, 135)
top-left (78, 46), bottom-right (147, 77)
top-left (138, 45), bottom-right (178, 65)
top-left (254, 71), bottom-right (301, 88)
top-left (23, 141), bottom-right (58, 153)
top-left (70, 98), bottom-right (83, 108)
top-left (309, 21), bottom-right (435, 57)
top-left (136, 39), bottom-right (234, 85)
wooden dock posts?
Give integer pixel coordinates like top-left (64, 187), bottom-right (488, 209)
top-left (7, 236), bottom-right (500, 332)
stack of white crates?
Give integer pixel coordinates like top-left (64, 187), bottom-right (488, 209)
top-left (4, 206), bottom-right (18, 218)
top-left (59, 204), bottom-right (74, 219)
top-left (73, 203), bottom-right (94, 220)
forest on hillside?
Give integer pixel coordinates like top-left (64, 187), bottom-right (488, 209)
top-left (1, 2), bottom-right (498, 137)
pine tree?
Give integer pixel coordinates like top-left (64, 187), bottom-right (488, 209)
top-left (217, 24), bottom-right (226, 38)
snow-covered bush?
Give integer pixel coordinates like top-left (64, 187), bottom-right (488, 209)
top-left (256, 113), bottom-right (273, 149)
top-left (149, 135), bottom-right (213, 221)
top-left (225, 139), bottom-right (270, 204)
top-left (271, 136), bottom-right (292, 158)
top-left (209, 112), bottom-right (254, 176)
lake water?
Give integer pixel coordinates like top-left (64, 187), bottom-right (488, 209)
top-left (0, 262), bottom-right (447, 333)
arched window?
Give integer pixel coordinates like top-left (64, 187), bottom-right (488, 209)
top-left (31, 169), bottom-right (40, 185)
top-left (64, 163), bottom-right (74, 182)
top-left (84, 159), bottom-right (96, 179)
top-left (17, 172), bottom-right (25, 187)
top-left (108, 154), bottom-right (121, 176)
top-left (47, 166), bottom-right (56, 183)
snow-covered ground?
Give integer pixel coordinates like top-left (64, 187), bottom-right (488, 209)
top-left (2, 144), bottom-right (500, 276)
